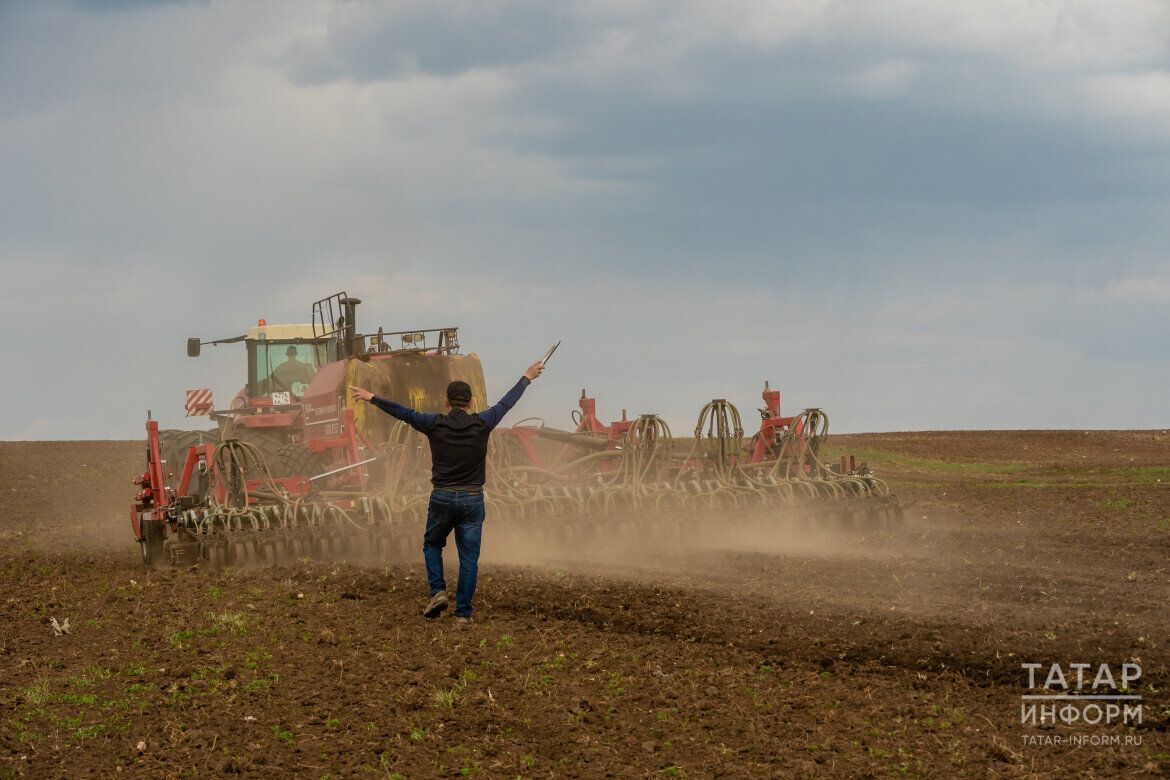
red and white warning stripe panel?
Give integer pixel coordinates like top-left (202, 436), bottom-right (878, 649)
top-left (185, 389), bottom-right (214, 417)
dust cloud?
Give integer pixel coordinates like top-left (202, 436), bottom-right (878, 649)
top-left (0, 442), bottom-right (896, 587)
top-left (477, 506), bottom-right (882, 578)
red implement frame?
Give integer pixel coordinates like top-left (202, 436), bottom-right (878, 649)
top-left (131, 419), bottom-right (168, 542)
top-left (305, 407), bottom-right (366, 486)
top-left (131, 414), bottom-right (335, 544)
top-left (748, 382), bottom-right (799, 463)
top-left (575, 390), bottom-right (634, 471)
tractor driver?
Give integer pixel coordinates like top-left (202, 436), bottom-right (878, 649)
top-left (270, 345), bottom-right (315, 391)
top-left (349, 358), bottom-right (545, 625)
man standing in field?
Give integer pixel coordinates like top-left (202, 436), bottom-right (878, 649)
top-left (349, 359), bottom-right (545, 624)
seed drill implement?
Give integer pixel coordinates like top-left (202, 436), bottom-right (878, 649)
top-left (132, 293), bottom-right (899, 566)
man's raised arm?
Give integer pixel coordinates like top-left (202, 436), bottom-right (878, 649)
top-left (349, 385), bottom-right (437, 434)
top-left (479, 361), bottom-right (545, 430)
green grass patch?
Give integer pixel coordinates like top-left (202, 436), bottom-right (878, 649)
top-left (74, 723), bottom-right (106, 740)
top-left (271, 724), bottom-right (294, 743)
top-left (656, 706), bottom-right (680, 721)
top-left (243, 673), bottom-right (278, 695)
top-left (209, 611), bottom-right (248, 635)
top-left (169, 629), bottom-right (196, 650)
top-left (983, 480), bottom-right (1102, 490)
top-left (826, 447), bottom-right (1029, 475)
top-left (829, 448), bottom-right (1170, 487)
top-left (22, 681), bottom-right (50, 705)
top-left (244, 649), bottom-right (272, 670)
top-left (1115, 466), bottom-right (1170, 480)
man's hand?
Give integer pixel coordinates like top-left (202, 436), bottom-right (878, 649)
top-left (524, 361), bottom-right (545, 381)
top-left (349, 385), bottom-right (374, 402)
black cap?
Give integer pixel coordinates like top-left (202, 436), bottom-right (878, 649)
top-left (446, 380), bottom-right (472, 407)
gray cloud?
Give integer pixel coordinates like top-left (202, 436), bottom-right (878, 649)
top-left (285, 1), bottom-right (590, 84)
top-left (67, 0), bottom-right (196, 12)
top-left (1, 1), bottom-right (1168, 439)
top-left (276, 0), bottom-right (1170, 271)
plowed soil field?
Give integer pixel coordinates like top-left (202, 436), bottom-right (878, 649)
top-left (1, 431), bottom-right (1167, 778)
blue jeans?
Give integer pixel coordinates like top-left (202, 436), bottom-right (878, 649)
top-left (423, 490), bottom-right (486, 618)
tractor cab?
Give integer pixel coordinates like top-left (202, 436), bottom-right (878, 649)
top-left (243, 322), bottom-right (336, 404)
top-left (187, 320), bottom-right (336, 408)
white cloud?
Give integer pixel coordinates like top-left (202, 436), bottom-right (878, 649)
top-left (1106, 275), bottom-right (1170, 302)
top-left (1083, 70), bottom-right (1170, 139)
top-left (845, 59), bottom-right (920, 99)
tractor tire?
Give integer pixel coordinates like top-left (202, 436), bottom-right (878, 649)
top-left (157, 429), bottom-right (220, 490)
top-left (141, 519), bottom-right (165, 566)
top-left (270, 443), bottom-right (328, 479)
top-left (230, 430), bottom-right (286, 473)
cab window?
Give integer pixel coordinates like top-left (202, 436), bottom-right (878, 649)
top-left (251, 342), bottom-right (329, 397)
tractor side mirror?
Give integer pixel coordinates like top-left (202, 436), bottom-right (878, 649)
top-left (187, 338), bottom-right (201, 357)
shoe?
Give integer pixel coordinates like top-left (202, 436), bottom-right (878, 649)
top-left (423, 592), bottom-right (448, 619)
top-left (452, 615), bottom-right (473, 626)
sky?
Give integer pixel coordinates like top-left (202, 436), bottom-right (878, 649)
top-left (1, 0), bottom-right (1168, 439)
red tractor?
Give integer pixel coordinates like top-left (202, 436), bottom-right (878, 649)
top-left (133, 292), bottom-right (486, 565)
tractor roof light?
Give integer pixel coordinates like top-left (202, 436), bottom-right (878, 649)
top-left (258, 318), bottom-right (267, 326)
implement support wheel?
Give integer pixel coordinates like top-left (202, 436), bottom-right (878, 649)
top-left (141, 519), bottom-right (165, 566)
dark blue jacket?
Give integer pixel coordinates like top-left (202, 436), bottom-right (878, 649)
top-left (371, 377), bottom-right (530, 490)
